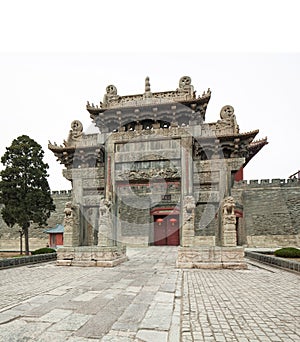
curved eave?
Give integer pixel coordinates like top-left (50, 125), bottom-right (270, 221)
top-left (195, 129), bottom-right (260, 143)
top-left (216, 129), bottom-right (259, 142)
top-left (244, 137), bottom-right (268, 166)
top-left (48, 144), bottom-right (76, 153)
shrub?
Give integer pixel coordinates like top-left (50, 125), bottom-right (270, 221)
top-left (274, 247), bottom-right (300, 258)
top-left (31, 247), bottom-right (56, 255)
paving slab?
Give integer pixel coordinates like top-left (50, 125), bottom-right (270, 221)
top-left (0, 247), bottom-right (299, 341)
top-left (37, 308), bottom-right (73, 323)
top-left (136, 329), bottom-right (168, 342)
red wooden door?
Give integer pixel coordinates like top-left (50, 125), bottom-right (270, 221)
top-left (154, 215), bottom-right (179, 246)
top-left (154, 217), bottom-right (167, 245)
top-left (167, 216), bottom-right (179, 245)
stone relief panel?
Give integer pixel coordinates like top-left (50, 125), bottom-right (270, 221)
top-left (194, 170), bottom-right (220, 184)
top-left (115, 167), bottom-right (181, 181)
top-left (82, 178), bottom-right (104, 188)
top-left (183, 195), bottom-right (195, 223)
top-left (83, 196), bottom-right (102, 206)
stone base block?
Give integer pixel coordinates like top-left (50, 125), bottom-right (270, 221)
top-left (56, 246), bottom-right (128, 267)
top-left (177, 246), bottom-right (247, 269)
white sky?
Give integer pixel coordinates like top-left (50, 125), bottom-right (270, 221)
top-left (0, 1), bottom-right (299, 190)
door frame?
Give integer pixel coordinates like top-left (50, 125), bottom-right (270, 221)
top-left (151, 207), bottom-right (180, 246)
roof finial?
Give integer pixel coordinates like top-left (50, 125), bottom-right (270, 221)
top-left (144, 76), bottom-right (152, 98)
top-left (145, 76), bottom-right (151, 92)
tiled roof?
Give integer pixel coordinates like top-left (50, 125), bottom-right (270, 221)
top-left (44, 224), bottom-right (64, 234)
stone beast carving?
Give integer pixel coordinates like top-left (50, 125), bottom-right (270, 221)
top-left (99, 197), bottom-right (111, 220)
top-left (103, 85), bottom-right (120, 105)
top-left (222, 196), bottom-right (236, 225)
top-left (63, 201), bottom-right (79, 246)
top-left (223, 196), bottom-right (235, 215)
top-left (64, 201), bottom-right (75, 226)
top-left (177, 76), bottom-right (194, 96)
top-left (64, 120), bottom-right (83, 146)
top-left (216, 105), bottom-right (239, 133)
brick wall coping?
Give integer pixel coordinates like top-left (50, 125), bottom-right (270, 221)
top-left (234, 178), bottom-right (300, 188)
top-left (51, 190), bottom-right (72, 196)
top-left (0, 253), bottom-right (57, 270)
top-left (245, 250), bottom-right (300, 273)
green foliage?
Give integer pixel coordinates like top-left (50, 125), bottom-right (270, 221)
top-left (0, 135), bottom-right (55, 228)
top-left (0, 135), bottom-right (56, 254)
top-left (274, 247), bottom-right (300, 258)
top-left (31, 247), bottom-right (56, 255)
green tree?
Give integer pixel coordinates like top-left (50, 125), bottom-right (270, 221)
top-left (0, 135), bottom-right (55, 255)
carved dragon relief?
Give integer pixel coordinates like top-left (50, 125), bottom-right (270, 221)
top-left (115, 167), bottom-right (181, 181)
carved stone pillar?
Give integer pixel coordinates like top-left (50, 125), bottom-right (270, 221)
top-left (97, 198), bottom-right (114, 247)
top-left (181, 195), bottom-right (196, 247)
top-left (63, 202), bottom-right (80, 247)
top-left (85, 207), bottom-right (98, 246)
top-left (181, 136), bottom-right (193, 196)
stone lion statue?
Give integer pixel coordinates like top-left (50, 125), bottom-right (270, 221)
top-left (222, 196), bottom-right (235, 216)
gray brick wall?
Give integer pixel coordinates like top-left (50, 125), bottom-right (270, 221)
top-left (0, 191), bottom-right (71, 250)
top-left (233, 179), bottom-right (300, 244)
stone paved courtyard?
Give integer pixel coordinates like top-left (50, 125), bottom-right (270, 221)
top-left (0, 247), bottom-right (299, 341)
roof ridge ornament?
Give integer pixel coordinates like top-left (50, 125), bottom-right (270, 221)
top-left (177, 76), bottom-right (194, 97)
top-left (216, 105), bottom-right (239, 134)
top-left (89, 76), bottom-right (210, 110)
top-left (144, 76), bottom-right (152, 98)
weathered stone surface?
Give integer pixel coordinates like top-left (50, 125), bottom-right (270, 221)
top-left (56, 246), bottom-right (128, 267)
top-left (0, 247), bottom-right (299, 341)
top-left (37, 309), bottom-right (73, 323)
top-left (177, 246), bottom-right (247, 269)
top-left (233, 180), bottom-right (300, 247)
top-left (136, 329), bottom-right (168, 342)
top-left (48, 313), bottom-right (92, 331)
top-left (3, 77), bottom-right (300, 254)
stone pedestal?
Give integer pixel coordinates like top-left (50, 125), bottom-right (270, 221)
top-left (222, 224), bottom-right (237, 247)
top-left (98, 221), bottom-right (114, 247)
top-left (177, 246), bottom-right (247, 269)
top-left (56, 246), bottom-right (128, 267)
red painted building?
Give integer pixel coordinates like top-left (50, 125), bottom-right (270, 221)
top-left (44, 224), bottom-right (64, 248)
